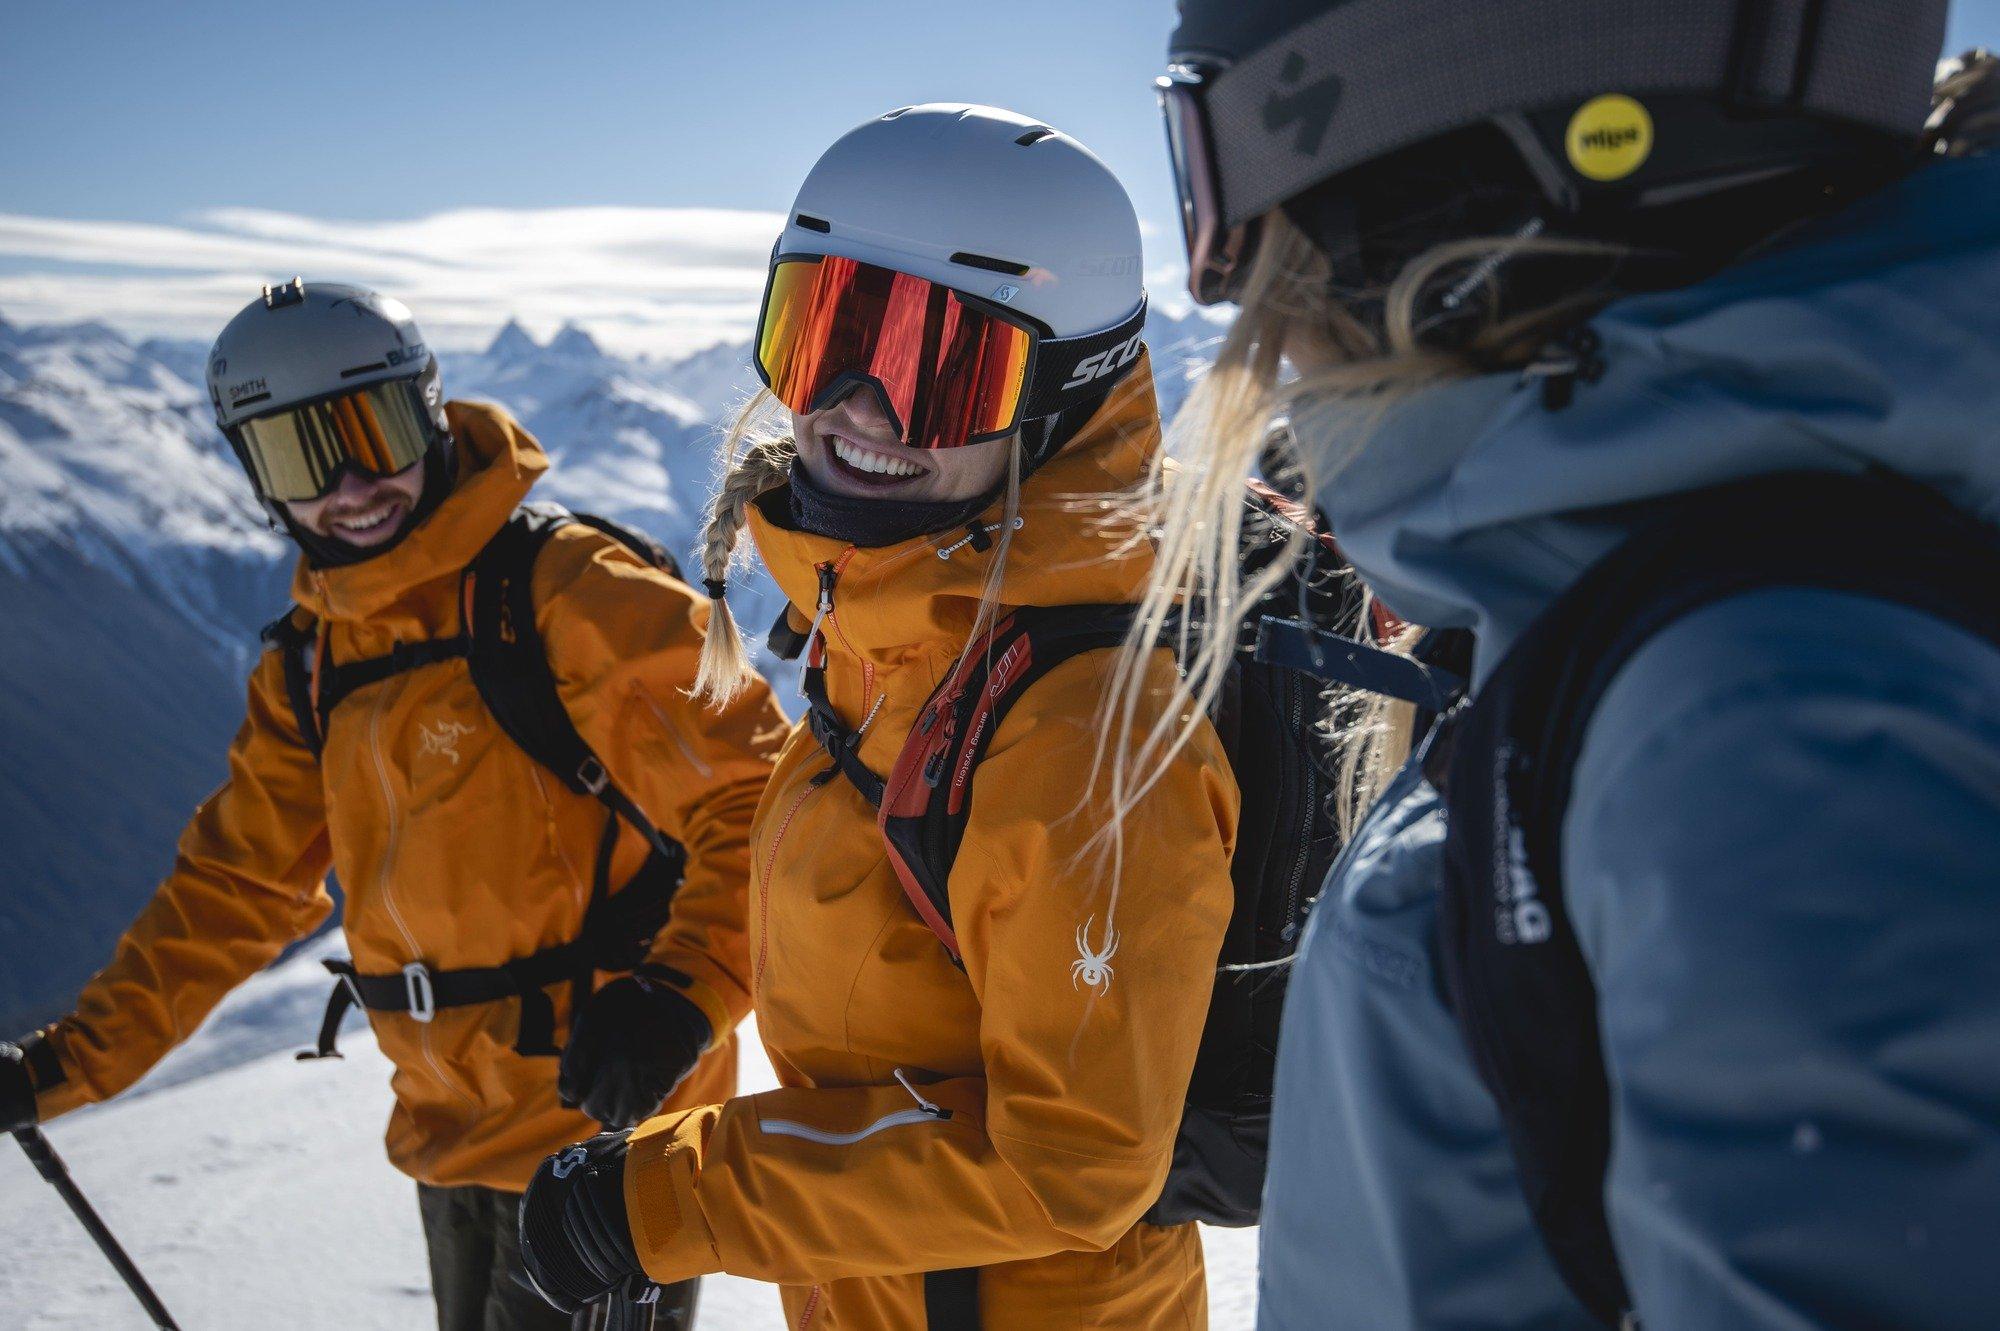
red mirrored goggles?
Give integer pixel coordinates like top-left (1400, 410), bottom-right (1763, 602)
top-left (755, 254), bottom-right (1040, 450)
top-left (1158, 63), bottom-right (1262, 307)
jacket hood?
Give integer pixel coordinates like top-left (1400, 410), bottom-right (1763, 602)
top-left (749, 351), bottom-right (1164, 661)
top-left (292, 399), bottom-right (546, 623)
top-left (1315, 154), bottom-right (2000, 683)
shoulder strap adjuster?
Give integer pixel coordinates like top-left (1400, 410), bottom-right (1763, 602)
top-left (402, 963), bottom-right (437, 1025)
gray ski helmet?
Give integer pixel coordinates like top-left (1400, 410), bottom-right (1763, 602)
top-left (207, 280), bottom-right (454, 566)
top-left (208, 278), bottom-right (444, 433)
top-left (1164, 0), bottom-right (1948, 301)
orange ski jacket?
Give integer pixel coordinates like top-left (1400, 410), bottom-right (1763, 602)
top-left (620, 361), bottom-right (1240, 1329)
top-left (29, 402), bottom-right (788, 1190)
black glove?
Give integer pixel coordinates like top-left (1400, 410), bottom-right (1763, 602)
top-left (1, 1041), bottom-right (38, 1133)
top-left (559, 971), bottom-right (711, 1131)
top-left (518, 1130), bottom-right (646, 1314)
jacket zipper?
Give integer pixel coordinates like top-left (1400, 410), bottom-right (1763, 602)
top-left (366, 672), bottom-right (476, 1111)
top-left (815, 552), bottom-right (873, 708)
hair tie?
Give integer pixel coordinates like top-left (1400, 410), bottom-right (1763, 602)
top-left (703, 578), bottom-right (728, 602)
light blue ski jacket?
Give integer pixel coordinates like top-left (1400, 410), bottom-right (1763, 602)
top-left (1258, 153), bottom-right (2000, 1330)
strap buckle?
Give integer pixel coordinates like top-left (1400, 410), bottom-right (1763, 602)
top-left (402, 962), bottom-right (436, 1024)
top-left (576, 757), bottom-right (610, 796)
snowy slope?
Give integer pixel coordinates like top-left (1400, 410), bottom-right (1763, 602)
top-left (0, 942), bottom-right (1260, 1328)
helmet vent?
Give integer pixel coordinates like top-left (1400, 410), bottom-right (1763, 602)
top-left (1014, 128), bottom-right (1056, 146)
top-left (794, 214), bottom-right (832, 234)
top-left (882, 107), bottom-right (913, 120)
top-left (949, 251), bottom-right (1031, 277)
top-left (338, 361), bottom-right (389, 379)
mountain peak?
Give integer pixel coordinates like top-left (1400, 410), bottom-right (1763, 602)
top-left (547, 323), bottom-right (604, 360)
top-left (484, 318), bottom-right (540, 360)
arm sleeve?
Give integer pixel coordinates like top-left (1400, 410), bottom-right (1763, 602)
top-left (35, 647), bottom-right (335, 1118)
top-left (1565, 589), bottom-right (2000, 1330)
top-left (619, 651), bottom-right (1240, 1286)
top-left (535, 531), bottom-right (789, 1040)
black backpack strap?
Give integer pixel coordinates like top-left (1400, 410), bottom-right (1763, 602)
top-left (1255, 616), bottom-right (1466, 710)
top-left (801, 662), bottom-right (888, 807)
top-left (260, 605), bottom-right (472, 754)
top-left (922, 1268), bottom-right (979, 1330)
top-left (261, 608), bottom-right (325, 755)
top-left (465, 505), bottom-right (679, 861)
top-left (1436, 470), bottom-right (2000, 1327)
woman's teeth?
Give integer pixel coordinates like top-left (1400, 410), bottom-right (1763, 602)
top-left (331, 501), bottom-right (401, 534)
top-left (830, 436), bottom-right (923, 479)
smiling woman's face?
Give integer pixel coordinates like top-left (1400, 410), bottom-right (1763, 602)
top-left (793, 386), bottom-right (1012, 503)
top-left (282, 462), bottom-right (426, 549)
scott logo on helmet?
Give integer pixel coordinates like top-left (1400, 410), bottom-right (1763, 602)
top-left (1062, 330), bottom-right (1144, 390)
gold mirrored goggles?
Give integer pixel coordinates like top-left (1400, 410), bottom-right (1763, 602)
top-left (231, 379), bottom-right (438, 504)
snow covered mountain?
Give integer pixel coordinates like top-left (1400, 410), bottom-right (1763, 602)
top-left (0, 940), bottom-right (1260, 1328)
top-left (0, 305), bottom-right (1225, 1032)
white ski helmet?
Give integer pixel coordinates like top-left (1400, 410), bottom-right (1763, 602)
top-left (776, 104), bottom-right (1145, 341)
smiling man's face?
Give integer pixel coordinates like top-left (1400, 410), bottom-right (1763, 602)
top-left (282, 462), bottom-right (426, 549)
top-left (793, 384), bottom-right (1012, 504)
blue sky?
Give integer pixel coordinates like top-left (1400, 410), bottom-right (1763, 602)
top-left (3, 1), bottom-right (1994, 355)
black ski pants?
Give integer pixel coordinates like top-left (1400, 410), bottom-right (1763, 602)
top-left (417, 1182), bottom-right (699, 1331)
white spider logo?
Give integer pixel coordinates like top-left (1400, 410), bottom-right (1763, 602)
top-left (1070, 915), bottom-right (1120, 994)
top-left (416, 719), bottom-right (476, 766)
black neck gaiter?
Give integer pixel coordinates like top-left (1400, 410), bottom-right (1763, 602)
top-left (787, 458), bottom-right (1003, 548)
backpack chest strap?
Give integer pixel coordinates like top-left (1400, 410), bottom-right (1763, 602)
top-left (314, 635), bottom-right (472, 725)
top-left (802, 662), bottom-right (887, 807)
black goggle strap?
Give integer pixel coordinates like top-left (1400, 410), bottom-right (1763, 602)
top-left (1018, 298), bottom-right (1149, 422)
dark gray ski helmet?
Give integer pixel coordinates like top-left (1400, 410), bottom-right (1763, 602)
top-left (1162, 0), bottom-right (1949, 302)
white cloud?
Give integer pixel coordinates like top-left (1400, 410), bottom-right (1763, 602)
top-left (0, 205), bottom-right (786, 359)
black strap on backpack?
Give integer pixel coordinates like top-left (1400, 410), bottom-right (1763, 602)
top-left (270, 503), bottom-right (690, 1061)
top-left (1432, 470), bottom-right (2000, 1327)
top-left (785, 482), bottom-right (1363, 1241)
top-left (922, 1268), bottom-right (980, 1331)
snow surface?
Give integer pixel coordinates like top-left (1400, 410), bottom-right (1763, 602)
top-left (0, 940), bottom-right (1260, 1328)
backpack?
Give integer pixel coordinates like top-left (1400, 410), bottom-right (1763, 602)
top-left (1422, 470), bottom-right (2000, 1327)
top-left (789, 482), bottom-right (1374, 1229)
top-left (262, 503), bottom-right (691, 1062)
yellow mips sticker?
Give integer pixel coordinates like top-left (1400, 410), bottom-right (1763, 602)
top-left (1566, 95), bottom-right (1655, 182)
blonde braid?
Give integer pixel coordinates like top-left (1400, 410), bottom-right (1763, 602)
top-left (692, 390), bottom-right (798, 706)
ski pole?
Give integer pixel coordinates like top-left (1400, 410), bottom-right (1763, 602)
top-left (13, 1127), bottom-right (182, 1330)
